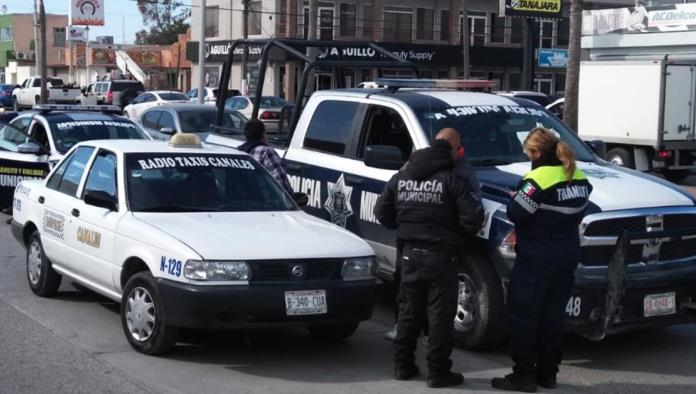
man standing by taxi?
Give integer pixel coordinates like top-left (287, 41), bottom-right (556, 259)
top-left (374, 128), bottom-right (484, 388)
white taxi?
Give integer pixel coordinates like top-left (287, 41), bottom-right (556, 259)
top-left (11, 134), bottom-right (378, 355)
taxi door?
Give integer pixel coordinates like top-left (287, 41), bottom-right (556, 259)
top-left (65, 148), bottom-right (122, 291)
top-left (0, 122), bottom-right (50, 210)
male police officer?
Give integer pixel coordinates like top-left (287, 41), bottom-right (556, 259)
top-left (374, 128), bottom-right (484, 388)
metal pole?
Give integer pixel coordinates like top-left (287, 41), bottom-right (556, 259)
top-left (197, 0), bottom-right (206, 104)
top-left (34, 0), bottom-right (40, 71)
top-left (39, 0), bottom-right (47, 103)
top-left (241, 0), bottom-right (249, 94)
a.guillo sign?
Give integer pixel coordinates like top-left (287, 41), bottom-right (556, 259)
top-left (500, 0), bottom-right (563, 18)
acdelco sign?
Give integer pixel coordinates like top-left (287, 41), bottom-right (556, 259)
top-left (650, 9), bottom-right (696, 26)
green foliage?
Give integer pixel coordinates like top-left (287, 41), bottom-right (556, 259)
top-left (134, 0), bottom-right (190, 45)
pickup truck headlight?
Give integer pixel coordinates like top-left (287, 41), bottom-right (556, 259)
top-left (341, 257), bottom-right (376, 280)
top-left (184, 260), bottom-right (251, 281)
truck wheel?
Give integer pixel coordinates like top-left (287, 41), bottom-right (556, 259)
top-left (606, 148), bottom-right (635, 168)
top-left (452, 252), bottom-right (506, 350)
top-left (26, 231), bottom-right (62, 297)
top-left (121, 272), bottom-right (179, 355)
top-left (12, 96), bottom-right (18, 111)
top-left (34, 96), bottom-right (40, 105)
top-left (663, 169), bottom-right (690, 184)
top-left (308, 320), bottom-right (359, 342)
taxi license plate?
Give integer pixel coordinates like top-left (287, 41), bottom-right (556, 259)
top-left (644, 292), bottom-right (676, 317)
top-left (285, 290), bottom-right (327, 316)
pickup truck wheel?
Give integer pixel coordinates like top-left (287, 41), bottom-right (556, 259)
top-left (606, 148), bottom-right (635, 169)
top-left (12, 96), bottom-right (18, 111)
top-left (308, 320), bottom-right (359, 341)
top-left (121, 272), bottom-right (179, 355)
top-left (663, 169), bottom-right (690, 184)
top-left (26, 231), bottom-right (62, 297)
top-left (452, 252), bottom-right (505, 350)
top-left (34, 95), bottom-right (40, 105)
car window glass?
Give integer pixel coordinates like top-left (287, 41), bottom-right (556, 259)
top-left (304, 100), bottom-right (361, 155)
top-left (158, 92), bottom-right (188, 101)
top-left (0, 123), bottom-right (30, 152)
top-left (142, 110), bottom-right (161, 129)
top-left (187, 89), bottom-right (197, 98)
top-left (48, 118), bottom-right (148, 154)
top-left (360, 106), bottom-right (413, 160)
top-left (158, 112), bottom-right (176, 130)
top-left (31, 123), bottom-right (50, 150)
top-left (84, 150), bottom-right (117, 199)
top-left (10, 117), bottom-right (32, 132)
top-left (46, 149), bottom-right (76, 190)
top-left (111, 81), bottom-right (145, 91)
top-left (131, 94), bottom-right (145, 104)
top-left (50, 146), bottom-right (95, 195)
top-left (32, 79), bottom-right (41, 87)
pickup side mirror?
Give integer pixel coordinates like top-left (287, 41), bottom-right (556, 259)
top-left (84, 190), bottom-right (118, 211)
top-left (17, 142), bottom-right (47, 155)
top-left (585, 140), bottom-right (607, 158)
top-left (292, 192), bottom-right (309, 207)
top-left (160, 127), bottom-right (175, 135)
top-left (364, 145), bottom-right (405, 170)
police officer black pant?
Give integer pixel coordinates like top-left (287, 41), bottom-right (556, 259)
top-left (394, 244), bottom-right (458, 376)
top-left (507, 241), bottom-right (579, 377)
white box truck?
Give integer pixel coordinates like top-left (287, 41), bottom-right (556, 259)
top-left (578, 58), bottom-right (696, 182)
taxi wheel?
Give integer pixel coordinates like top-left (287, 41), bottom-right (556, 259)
top-left (26, 231), bottom-right (62, 297)
top-left (308, 320), bottom-right (359, 342)
top-left (121, 272), bottom-right (179, 355)
top-left (452, 252), bottom-right (505, 350)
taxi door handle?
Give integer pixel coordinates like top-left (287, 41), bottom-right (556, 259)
top-left (71, 209), bottom-right (80, 218)
top-left (345, 175), bottom-right (364, 185)
top-left (38, 196), bottom-right (45, 204)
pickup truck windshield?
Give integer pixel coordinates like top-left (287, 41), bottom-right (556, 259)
top-left (125, 153), bottom-right (296, 212)
top-left (415, 104), bottom-right (596, 165)
top-left (48, 118), bottom-right (149, 154)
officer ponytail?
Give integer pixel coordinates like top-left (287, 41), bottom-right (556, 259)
top-left (524, 127), bottom-right (576, 181)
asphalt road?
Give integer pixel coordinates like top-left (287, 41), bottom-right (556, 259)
top-left (2, 209), bottom-right (696, 393)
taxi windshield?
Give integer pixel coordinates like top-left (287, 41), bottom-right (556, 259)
top-left (49, 118), bottom-right (149, 154)
top-left (414, 104), bottom-right (596, 166)
top-left (125, 153), bottom-right (296, 212)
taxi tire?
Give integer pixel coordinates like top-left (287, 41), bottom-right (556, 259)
top-left (27, 231), bottom-right (62, 297)
top-left (307, 320), bottom-right (360, 342)
top-left (452, 252), bottom-right (505, 350)
top-left (120, 272), bottom-right (179, 355)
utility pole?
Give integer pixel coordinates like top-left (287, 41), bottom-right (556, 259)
top-left (306, 0), bottom-right (318, 92)
top-left (563, 0), bottom-right (584, 132)
top-left (283, 0), bottom-right (297, 102)
top-left (68, 0), bottom-right (73, 83)
top-left (371, 0), bottom-right (382, 80)
top-left (521, 18), bottom-right (534, 90)
top-left (457, 0), bottom-right (470, 79)
top-left (39, 0), bottom-right (47, 103)
top-left (33, 0), bottom-right (40, 71)
top-left (241, 0), bottom-right (249, 95)
top-left (197, 0), bottom-right (206, 104)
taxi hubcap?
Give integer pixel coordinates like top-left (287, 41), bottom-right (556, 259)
top-left (126, 287), bottom-right (156, 342)
top-left (28, 240), bottom-right (42, 286)
top-left (454, 273), bottom-right (478, 331)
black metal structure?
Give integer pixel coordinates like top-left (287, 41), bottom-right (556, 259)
top-left (215, 39), bottom-right (420, 135)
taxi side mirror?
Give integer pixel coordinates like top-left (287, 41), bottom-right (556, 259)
top-left (292, 192), bottom-right (308, 207)
top-left (160, 127), bottom-right (175, 135)
top-left (364, 145), bottom-right (405, 170)
top-left (84, 190), bottom-right (118, 211)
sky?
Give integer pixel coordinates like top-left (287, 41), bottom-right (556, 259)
top-left (1, 0), bottom-right (192, 45)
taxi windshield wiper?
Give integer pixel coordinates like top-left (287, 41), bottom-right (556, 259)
top-left (468, 158), bottom-right (516, 166)
top-left (137, 205), bottom-right (221, 213)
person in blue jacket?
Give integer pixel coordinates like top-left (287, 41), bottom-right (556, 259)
top-left (492, 127), bottom-right (592, 392)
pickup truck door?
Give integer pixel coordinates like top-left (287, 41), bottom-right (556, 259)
top-left (0, 122), bottom-right (51, 209)
top-left (67, 149), bottom-right (122, 291)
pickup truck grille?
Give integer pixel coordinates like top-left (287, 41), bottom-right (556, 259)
top-left (580, 209), bottom-right (696, 267)
top-left (250, 260), bottom-right (342, 281)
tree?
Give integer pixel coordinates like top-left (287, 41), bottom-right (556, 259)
top-left (134, 0), bottom-right (190, 45)
top-left (563, 0), bottom-right (583, 132)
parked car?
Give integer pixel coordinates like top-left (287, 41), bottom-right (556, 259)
top-left (546, 97), bottom-right (564, 119)
top-left (495, 91), bottom-right (553, 107)
top-left (0, 84), bottom-right (16, 107)
top-left (12, 77), bottom-right (82, 110)
top-left (224, 96), bottom-right (288, 130)
top-left (122, 91), bottom-right (189, 120)
top-left (186, 87), bottom-right (242, 105)
top-left (139, 103), bottom-right (247, 140)
top-left (100, 80), bottom-right (146, 108)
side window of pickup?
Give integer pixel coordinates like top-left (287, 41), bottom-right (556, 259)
top-left (359, 106), bottom-right (414, 161)
top-left (304, 100), bottom-right (362, 155)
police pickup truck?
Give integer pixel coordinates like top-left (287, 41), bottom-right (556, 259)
top-left (0, 105), bottom-right (150, 211)
top-left (10, 135), bottom-right (378, 355)
top-left (208, 79), bottom-right (696, 349)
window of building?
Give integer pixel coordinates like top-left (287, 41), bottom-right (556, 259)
top-left (383, 6), bottom-right (412, 43)
top-left (440, 10), bottom-right (450, 41)
top-left (304, 100), bottom-right (362, 155)
top-left (303, 8), bottom-right (309, 39)
top-left (53, 27), bottom-right (65, 48)
top-left (279, 0), bottom-right (287, 36)
top-left (250, 1), bottom-right (262, 36)
top-left (511, 17), bottom-right (523, 44)
top-left (467, 11), bottom-right (487, 46)
top-left (340, 3), bottom-right (356, 37)
top-left (362, 4), bottom-right (373, 38)
top-left (556, 18), bottom-right (569, 47)
top-left (490, 13), bottom-right (506, 43)
top-left (416, 8), bottom-right (434, 40)
top-left (205, 6), bottom-right (219, 37)
top-left (539, 20), bottom-right (554, 48)
top-left (319, 8), bottom-right (334, 40)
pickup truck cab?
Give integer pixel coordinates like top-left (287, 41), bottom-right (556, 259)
top-left (0, 105), bottom-right (150, 210)
top-left (11, 135), bottom-right (378, 355)
top-left (12, 77), bottom-right (81, 110)
top-left (208, 79), bottom-right (696, 349)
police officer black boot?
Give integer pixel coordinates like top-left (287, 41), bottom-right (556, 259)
top-left (394, 364), bottom-right (420, 381)
top-left (427, 371), bottom-right (464, 388)
top-left (491, 373), bottom-right (537, 393)
top-left (536, 373), bottom-right (557, 389)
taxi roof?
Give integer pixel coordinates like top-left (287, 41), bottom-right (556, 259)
top-left (74, 139), bottom-right (244, 156)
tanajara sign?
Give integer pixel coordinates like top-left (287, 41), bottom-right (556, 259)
top-left (500, 0), bottom-right (563, 19)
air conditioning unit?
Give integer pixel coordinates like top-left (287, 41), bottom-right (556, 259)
top-left (16, 52), bottom-right (27, 60)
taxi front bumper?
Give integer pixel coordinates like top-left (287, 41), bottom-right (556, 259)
top-left (155, 278), bottom-right (379, 329)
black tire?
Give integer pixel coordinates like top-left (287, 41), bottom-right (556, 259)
top-left (26, 231), bottom-right (62, 297)
top-left (308, 320), bottom-right (360, 342)
top-left (12, 96), bottom-right (19, 111)
top-left (605, 147), bottom-right (635, 169)
top-left (452, 251), bottom-right (506, 350)
top-left (34, 95), bottom-right (40, 105)
top-left (120, 272), bottom-right (179, 355)
top-left (120, 89), bottom-right (138, 108)
top-left (663, 169), bottom-right (690, 184)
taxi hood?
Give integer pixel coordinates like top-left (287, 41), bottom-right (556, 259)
top-left (132, 210), bottom-right (374, 260)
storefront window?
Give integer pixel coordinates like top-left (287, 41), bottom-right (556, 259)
top-left (556, 18), bottom-right (569, 47)
top-left (416, 8), bottom-right (434, 40)
top-left (539, 20), bottom-right (553, 49)
top-left (319, 8), bottom-right (334, 40)
top-left (440, 10), bottom-right (450, 41)
top-left (490, 13), bottom-right (506, 43)
top-left (362, 5), bottom-right (373, 38)
top-left (384, 6), bottom-right (413, 43)
top-left (250, 1), bottom-right (262, 36)
top-left (511, 17), bottom-right (523, 44)
top-left (555, 74), bottom-right (566, 95)
top-left (534, 74), bottom-right (553, 95)
top-left (205, 6), bottom-right (219, 37)
top-left (508, 73), bottom-right (521, 90)
top-left (340, 4), bottom-right (357, 37)
top-left (468, 11), bottom-right (486, 46)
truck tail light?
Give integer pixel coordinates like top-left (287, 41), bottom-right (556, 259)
top-left (106, 90), bottom-right (113, 104)
top-left (260, 111), bottom-right (278, 120)
top-left (657, 150), bottom-right (672, 160)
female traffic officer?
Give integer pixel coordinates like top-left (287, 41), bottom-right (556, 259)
top-left (492, 128), bottom-right (592, 393)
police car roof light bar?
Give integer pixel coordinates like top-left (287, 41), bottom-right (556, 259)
top-left (33, 104), bottom-right (122, 114)
top-left (375, 78), bottom-right (497, 91)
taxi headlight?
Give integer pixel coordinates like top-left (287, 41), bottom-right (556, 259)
top-left (184, 260), bottom-right (251, 281)
top-left (341, 257), bottom-right (376, 280)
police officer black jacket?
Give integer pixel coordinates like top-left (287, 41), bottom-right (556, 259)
top-left (374, 140), bottom-right (484, 247)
